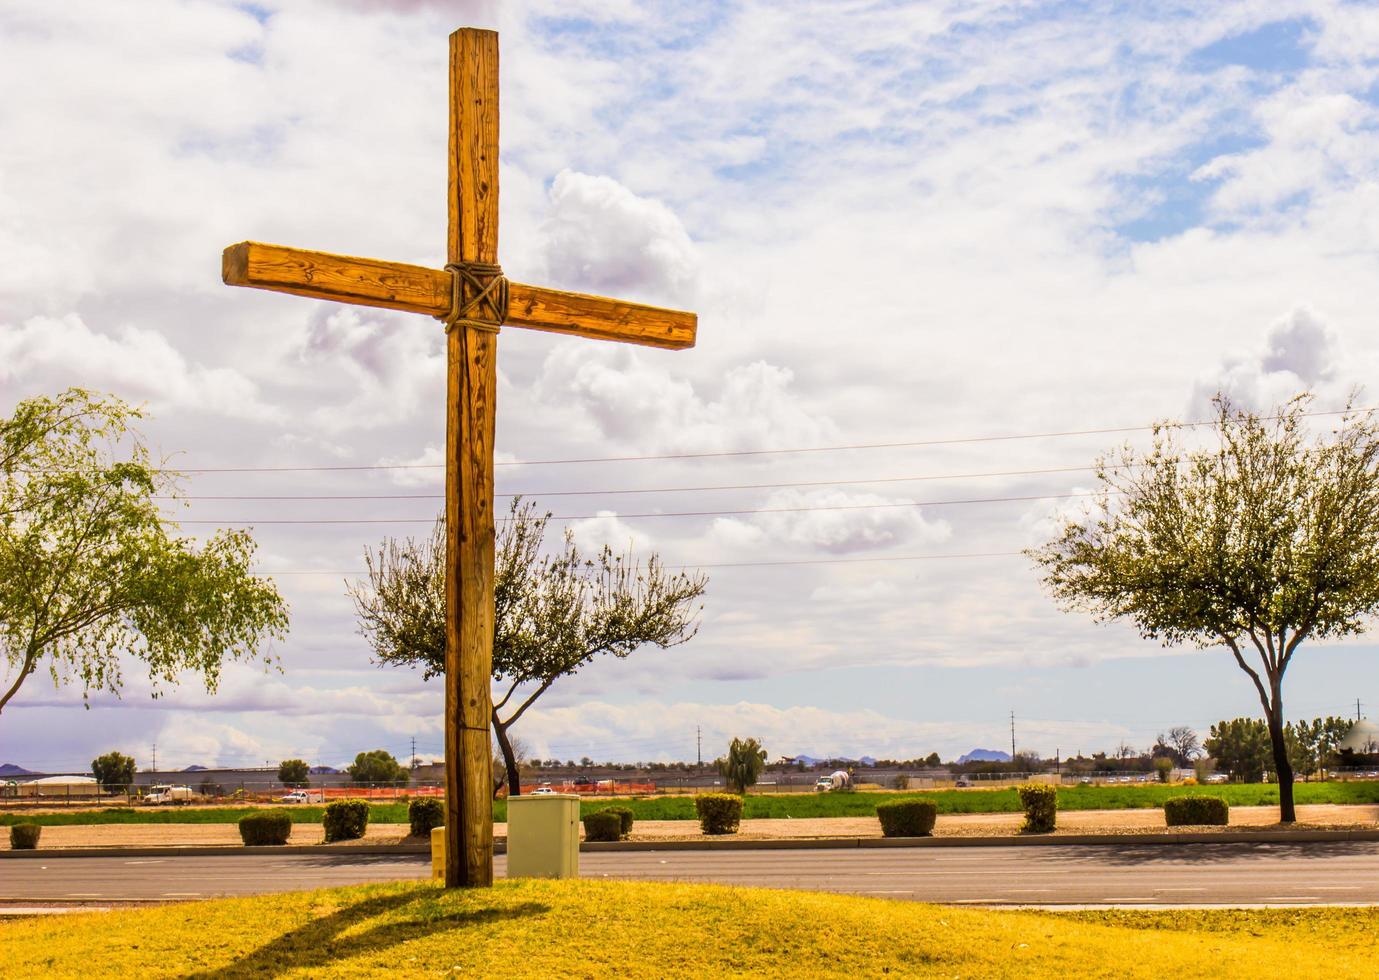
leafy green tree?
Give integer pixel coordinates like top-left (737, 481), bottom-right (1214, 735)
top-left (1030, 395), bottom-right (1379, 822)
top-left (717, 736), bottom-right (767, 794)
top-left (277, 759), bottom-right (310, 787)
top-left (91, 750), bottom-right (136, 792)
top-left (924, 751), bottom-right (941, 767)
top-left (347, 749), bottom-right (409, 785)
top-left (1204, 718), bottom-right (1271, 783)
top-left (349, 498), bottom-right (706, 796)
top-left (0, 390), bottom-right (289, 715)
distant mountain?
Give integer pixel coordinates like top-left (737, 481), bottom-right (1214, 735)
top-left (309, 765), bottom-right (340, 774)
top-left (957, 749), bottom-right (1011, 764)
top-left (0, 763), bottom-right (34, 777)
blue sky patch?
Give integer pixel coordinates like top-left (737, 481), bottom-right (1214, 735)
top-left (1187, 18), bottom-right (1317, 74)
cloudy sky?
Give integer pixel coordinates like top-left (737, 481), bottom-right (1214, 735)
top-left (4, 0), bottom-right (1379, 772)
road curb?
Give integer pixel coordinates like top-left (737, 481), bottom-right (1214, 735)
top-left (581, 827), bottom-right (1379, 851)
top-left (0, 843), bottom-right (435, 859)
top-left (4, 826), bottom-right (1377, 859)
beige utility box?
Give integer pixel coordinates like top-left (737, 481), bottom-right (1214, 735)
top-left (431, 826), bottom-right (446, 881)
top-left (506, 793), bottom-right (581, 879)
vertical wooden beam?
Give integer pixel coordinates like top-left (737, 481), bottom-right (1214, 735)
top-left (444, 26), bottom-right (500, 889)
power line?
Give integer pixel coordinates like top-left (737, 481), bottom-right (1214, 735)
top-left (156, 464), bottom-right (1101, 501)
top-left (159, 407), bottom-right (1376, 474)
top-left (166, 490), bottom-right (1100, 526)
top-left (253, 551), bottom-right (1022, 577)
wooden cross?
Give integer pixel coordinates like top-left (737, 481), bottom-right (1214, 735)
top-left (221, 27), bottom-right (696, 887)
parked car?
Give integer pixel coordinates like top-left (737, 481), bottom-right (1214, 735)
top-left (279, 791), bottom-right (309, 804)
top-left (1205, 773), bottom-right (1229, 784)
top-left (955, 778), bottom-right (972, 788)
top-left (530, 786), bottom-right (557, 796)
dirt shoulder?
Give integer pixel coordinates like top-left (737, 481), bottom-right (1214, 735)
top-left (5, 804), bottom-right (1376, 850)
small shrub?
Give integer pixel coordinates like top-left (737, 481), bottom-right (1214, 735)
top-left (1154, 757), bottom-right (1174, 783)
top-left (583, 810), bottom-right (622, 842)
top-left (9, 823), bottom-right (41, 849)
top-left (1164, 795), bottom-right (1229, 826)
top-left (238, 811), bottom-right (292, 846)
top-left (894, 774), bottom-right (910, 791)
top-left (323, 799), bottom-right (370, 842)
top-left (876, 800), bottom-right (937, 837)
top-left (1017, 783), bottom-right (1057, 833)
top-left (408, 798), bottom-right (444, 838)
top-left (599, 805), bottom-right (634, 838)
top-left (695, 793), bottom-right (743, 835)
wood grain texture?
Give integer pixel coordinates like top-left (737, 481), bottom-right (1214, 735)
top-left (223, 242), bottom-right (696, 348)
top-left (222, 242), bottom-right (450, 315)
top-left (449, 28), bottom-right (499, 265)
top-left (444, 26), bottom-right (500, 891)
top-left (507, 283), bottom-right (697, 350)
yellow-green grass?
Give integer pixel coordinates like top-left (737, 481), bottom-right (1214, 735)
top-left (2, 879), bottom-right (1376, 979)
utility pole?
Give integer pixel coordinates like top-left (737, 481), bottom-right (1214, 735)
top-left (151, 742), bottom-right (156, 773)
top-left (696, 726), bottom-right (702, 771)
top-left (411, 736), bottom-right (418, 771)
top-left (1010, 711), bottom-right (1016, 764)
top-left (1358, 699), bottom-right (1363, 721)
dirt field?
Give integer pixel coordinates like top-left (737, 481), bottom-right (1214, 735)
top-left (3, 804), bottom-right (1375, 849)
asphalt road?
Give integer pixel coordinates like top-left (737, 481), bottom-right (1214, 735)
top-left (5, 842), bottom-right (1379, 907)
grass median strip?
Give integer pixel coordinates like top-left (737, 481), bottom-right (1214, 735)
top-left (1, 879), bottom-right (1375, 978)
top-left (5, 782), bottom-right (1378, 828)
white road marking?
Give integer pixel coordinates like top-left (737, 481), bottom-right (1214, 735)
top-left (1264, 896), bottom-right (1320, 901)
top-left (123, 860), bottom-right (166, 865)
top-left (64, 893), bottom-right (102, 897)
top-left (1102, 897), bottom-right (1157, 902)
top-left (162, 892), bottom-right (202, 897)
top-left (1154, 887), bottom-right (1207, 892)
top-left (1006, 889), bottom-right (1055, 893)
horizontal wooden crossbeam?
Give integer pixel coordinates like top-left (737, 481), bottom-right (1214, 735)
top-left (222, 241), bottom-right (696, 350)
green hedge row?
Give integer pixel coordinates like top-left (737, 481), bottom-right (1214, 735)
top-left (1163, 796), bottom-right (1229, 826)
top-left (876, 800), bottom-right (937, 837)
top-left (1018, 784), bottom-right (1057, 833)
top-left (695, 794), bottom-right (743, 835)
top-left (323, 800), bottom-right (370, 842)
top-left (238, 812), bottom-right (292, 846)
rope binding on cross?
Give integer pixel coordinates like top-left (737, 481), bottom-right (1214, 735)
top-left (438, 261), bottom-right (509, 333)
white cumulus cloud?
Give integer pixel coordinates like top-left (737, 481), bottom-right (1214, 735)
top-left (537, 169), bottom-right (699, 305)
top-left (717, 488), bottom-right (952, 555)
top-left (0, 313), bottom-right (281, 423)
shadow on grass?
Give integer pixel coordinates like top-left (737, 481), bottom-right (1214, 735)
top-left (188, 889), bottom-right (549, 978)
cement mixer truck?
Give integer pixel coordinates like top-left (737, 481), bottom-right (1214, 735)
top-left (813, 770), bottom-right (852, 792)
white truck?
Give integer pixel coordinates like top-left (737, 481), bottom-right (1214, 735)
top-left (143, 784), bottom-right (194, 805)
top-left (813, 770), bottom-right (852, 792)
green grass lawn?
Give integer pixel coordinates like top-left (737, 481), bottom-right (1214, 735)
top-left (5, 781), bottom-right (1377, 827)
top-left (0, 803), bottom-right (412, 827)
top-left (1, 879), bottom-right (1374, 978)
